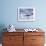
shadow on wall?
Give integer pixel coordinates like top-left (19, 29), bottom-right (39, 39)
top-left (0, 24), bottom-right (7, 43)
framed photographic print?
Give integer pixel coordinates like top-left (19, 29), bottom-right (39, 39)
top-left (18, 7), bottom-right (35, 21)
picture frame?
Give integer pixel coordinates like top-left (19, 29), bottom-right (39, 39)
top-left (18, 7), bottom-right (35, 21)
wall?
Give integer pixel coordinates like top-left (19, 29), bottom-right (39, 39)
top-left (0, 0), bottom-right (46, 29)
top-left (0, 0), bottom-right (46, 43)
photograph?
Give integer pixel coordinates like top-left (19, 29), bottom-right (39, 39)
top-left (18, 7), bottom-right (35, 21)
